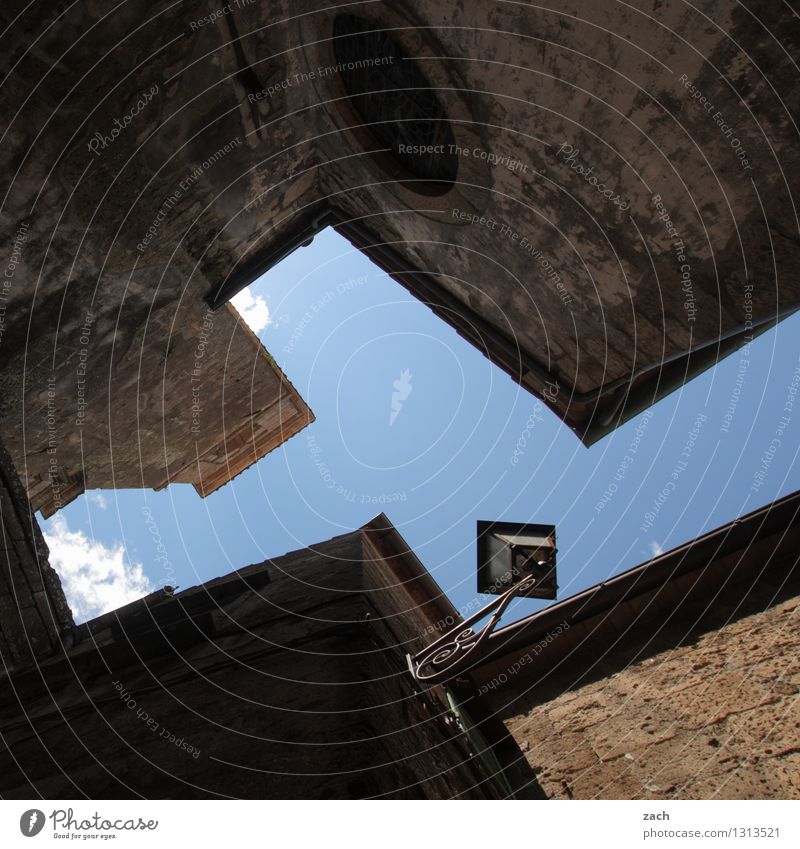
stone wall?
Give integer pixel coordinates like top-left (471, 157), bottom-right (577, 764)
top-left (467, 496), bottom-right (800, 800)
top-left (0, 525), bottom-right (524, 799)
top-left (0, 438), bottom-right (73, 665)
top-left (504, 593), bottom-right (799, 799)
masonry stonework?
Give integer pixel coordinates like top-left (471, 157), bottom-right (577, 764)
top-left (0, 518), bottom-right (536, 799)
top-left (505, 595), bottom-right (799, 800)
top-left (0, 438), bottom-right (73, 665)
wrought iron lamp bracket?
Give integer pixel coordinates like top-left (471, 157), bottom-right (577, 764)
top-left (407, 574), bottom-right (536, 685)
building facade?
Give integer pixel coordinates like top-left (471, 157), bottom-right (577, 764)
top-left (1, 0), bottom-right (798, 471)
top-left (1, 463), bottom-right (798, 798)
top-left (466, 492), bottom-right (800, 799)
top-left (0, 508), bottom-right (539, 799)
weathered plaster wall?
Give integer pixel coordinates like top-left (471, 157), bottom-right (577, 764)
top-left (3, 1), bottom-right (798, 458)
top-left (303, 0), bottom-right (800, 431)
top-left (5, 299), bottom-right (312, 515)
top-left (0, 1), bottom-right (319, 511)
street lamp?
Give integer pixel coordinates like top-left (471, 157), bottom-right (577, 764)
top-left (477, 520), bottom-right (557, 599)
top-left (408, 520), bottom-right (558, 684)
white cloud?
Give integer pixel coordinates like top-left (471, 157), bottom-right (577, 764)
top-left (231, 289), bottom-right (271, 333)
top-left (88, 492), bottom-right (108, 510)
top-left (650, 541), bottom-right (664, 557)
top-left (43, 515), bottom-right (153, 623)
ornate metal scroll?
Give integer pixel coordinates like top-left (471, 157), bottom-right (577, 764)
top-left (407, 574), bottom-right (537, 685)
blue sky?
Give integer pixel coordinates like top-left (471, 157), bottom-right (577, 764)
top-left (43, 228), bottom-right (800, 623)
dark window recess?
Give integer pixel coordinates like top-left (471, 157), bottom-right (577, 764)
top-left (332, 14), bottom-right (458, 190)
